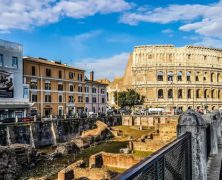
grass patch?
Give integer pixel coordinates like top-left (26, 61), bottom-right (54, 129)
top-left (114, 126), bottom-right (155, 139)
top-left (106, 166), bottom-right (127, 173)
top-left (133, 150), bottom-right (153, 158)
top-left (80, 141), bottom-right (128, 165)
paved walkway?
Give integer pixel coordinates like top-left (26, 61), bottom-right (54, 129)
top-left (207, 137), bottom-right (222, 180)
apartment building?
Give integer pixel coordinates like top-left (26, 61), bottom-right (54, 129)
top-left (23, 57), bottom-right (85, 117)
top-left (0, 39), bottom-right (30, 120)
top-left (85, 71), bottom-right (108, 114)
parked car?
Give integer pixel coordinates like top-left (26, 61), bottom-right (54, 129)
top-left (19, 117), bottom-right (33, 123)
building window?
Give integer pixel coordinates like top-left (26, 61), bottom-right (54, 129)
top-left (70, 85), bottom-right (74, 92)
top-left (178, 89), bottom-right (183, 99)
top-left (46, 69), bottom-right (51, 77)
top-left (45, 95), bottom-right (51, 102)
top-left (92, 97), bottom-right (97, 103)
top-left (102, 97), bottom-right (105, 103)
top-left (58, 71), bottom-right (62, 78)
top-left (59, 95), bottom-right (63, 103)
top-left (177, 71), bottom-right (182, 81)
top-left (78, 74), bottom-right (83, 81)
top-left (157, 71), bottom-right (163, 81)
top-left (12, 56), bottom-right (18, 68)
top-left (218, 90), bottom-right (221, 99)
top-left (58, 84), bottom-right (63, 91)
top-left (92, 87), bottom-right (97, 93)
top-left (30, 82), bottom-right (37, 89)
top-left (167, 72), bottom-right (173, 81)
top-left (187, 71), bottom-right (191, 81)
top-left (187, 89), bottom-right (192, 99)
top-left (196, 89), bottom-right (201, 98)
top-left (85, 97), bottom-right (89, 103)
top-left (78, 86), bottom-right (83, 92)
top-left (45, 83), bottom-right (51, 90)
top-left (69, 72), bottom-right (74, 79)
top-left (158, 89), bottom-right (164, 99)
top-left (85, 86), bottom-right (89, 93)
top-left (32, 66), bottom-right (36, 76)
top-left (168, 89), bottom-right (173, 98)
top-left (32, 95), bottom-right (37, 102)
top-left (78, 96), bottom-right (83, 103)
top-left (101, 88), bottom-right (105, 94)
top-left (0, 54), bottom-right (3, 66)
top-left (69, 96), bottom-right (74, 103)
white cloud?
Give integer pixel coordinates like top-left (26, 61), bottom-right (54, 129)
top-left (194, 37), bottom-right (222, 48)
top-left (0, 0), bottom-right (132, 31)
top-left (120, 1), bottom-right (222, 40)
top-left (74, 52), bottom-right (130, 80)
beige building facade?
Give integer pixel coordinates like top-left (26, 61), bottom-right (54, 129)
top-left (131, 45), bottom-right (222, 110)
top-left (108, 45), bottom-right (222, 111)
top-left (23, 57), bottom-right (85, 117)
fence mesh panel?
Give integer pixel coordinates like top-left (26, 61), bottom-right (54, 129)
top-left (116, 132), bottom-right (192, 180)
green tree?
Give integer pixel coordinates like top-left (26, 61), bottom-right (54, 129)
top-left (114, 89), bottom-right (144, 108)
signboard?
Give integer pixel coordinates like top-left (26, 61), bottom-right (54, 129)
top-left (0, 70), bottom-right (14, 98)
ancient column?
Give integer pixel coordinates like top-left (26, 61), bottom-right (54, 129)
top-left (177, 110), bottom-right (207, 180)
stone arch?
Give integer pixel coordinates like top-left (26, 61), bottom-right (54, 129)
top-left (186, 71), bottom-right (191, 81)
top-left (211, 89), bottom-right (216, 99)
top-left (187, 89), bottom-right (192, 99)
top-left (157, 71), bottom-right (164, 81)
top-left (196, 89), bottom-right (201, 99)
top-left (217, 73), bottom-right (221, 83)
top-left (158, 89), bottom-right (164, 99)
top-left (177, 71), bottom-right (183, 81)
top-left (168, 89), bottom-right (173, 98)
top-left (168, 71), bottom-right (174, 81)
top-left (204, 89), bottom-right (210, 98)
top-left (178, 89), bottom-right (183, 99)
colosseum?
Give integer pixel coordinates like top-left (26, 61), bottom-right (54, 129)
top-left (108, 45), bottom-right (222, 111)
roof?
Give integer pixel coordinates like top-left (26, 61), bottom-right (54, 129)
top-left (23, 56), bottom-right (85, 72)
top-left (85, 79), bottom-right (109, 86)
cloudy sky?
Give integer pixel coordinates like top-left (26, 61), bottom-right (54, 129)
top-left (0, 0), bottom-right (221, 80)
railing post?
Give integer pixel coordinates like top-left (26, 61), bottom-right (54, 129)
top-left (203, 110), bottom-right (220, 155)
top-left (177, 110), bottom-right (207, 180)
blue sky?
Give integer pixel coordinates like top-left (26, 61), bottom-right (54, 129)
top-left (0, 0), bottom-right (221, 80)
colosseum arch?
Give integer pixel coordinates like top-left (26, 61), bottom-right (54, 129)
top-left (195, 72), bottom-right (200, 82)
top-left (158, 89), bottom-right (164, 99)
top-left (187, 89), bottom-right (192, 99)
top-left (157, 71), bottom-right (164, 81)
top-left (196, 89), bottom-right (201, 99)
top-left (211, 89), bottom-right (217, 98)
top-left (178, 89), bottom-right (183, 99)
top-left (186, 71), bottom-right (191, 81)
top-left (211, 73), bottom-right (216, 82)
top-left (218, 90), bottom-right (221, 99)
top-left (177, 71), bottom-right (182, 81)
top-left (204, 89), bottom-right (210, 98)
top-left (217, 73), bottom-right (221, 83)
top-left (168, 89), bottom-right (173, 98)
top-left (168, 72), bottom-right (174, 81)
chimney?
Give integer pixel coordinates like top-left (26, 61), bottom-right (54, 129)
top-left (90, 71), bottom-right (94, 81)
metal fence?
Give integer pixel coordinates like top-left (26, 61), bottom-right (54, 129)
top-left (114, 132), bottom-right (192, 180)
top-left (206, 124), bottom-right (211, 159)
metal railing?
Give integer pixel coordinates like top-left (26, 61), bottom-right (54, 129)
top-left (114, 132), bottom-right (192, 180)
